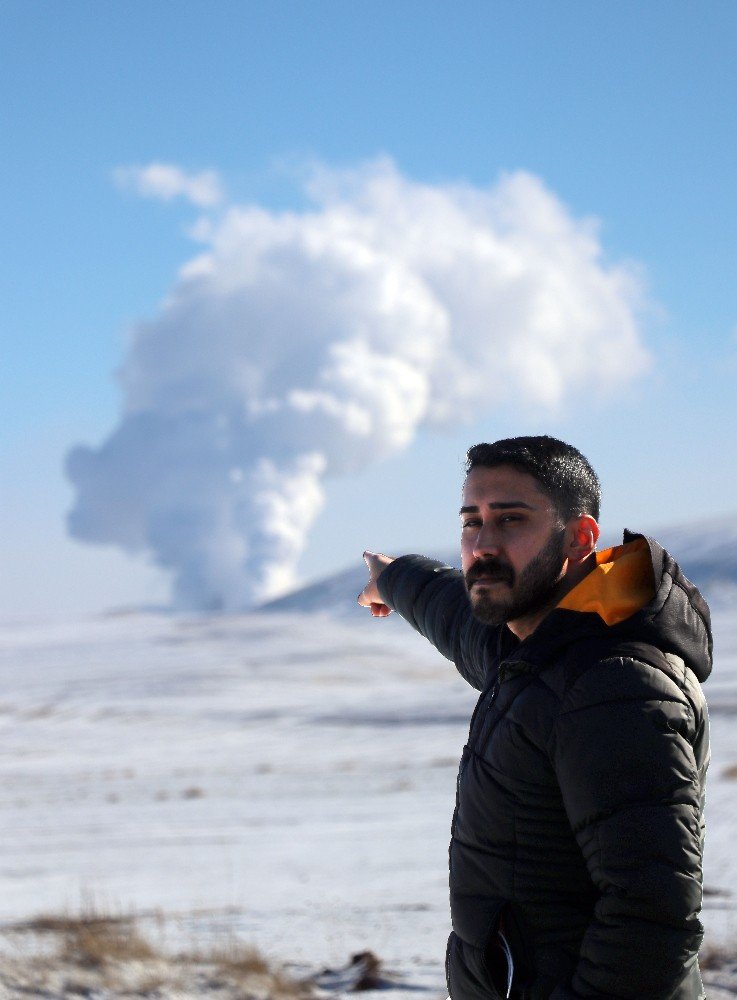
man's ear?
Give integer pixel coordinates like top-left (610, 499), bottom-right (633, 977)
top-left (566, 515), bottom-right (600, 564)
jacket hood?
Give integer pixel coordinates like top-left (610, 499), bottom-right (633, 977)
top-left (509, 530), bottom-right (713, 683)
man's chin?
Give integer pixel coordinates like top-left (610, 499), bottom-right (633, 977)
top-left (469, 593), bottom-right (509, 626)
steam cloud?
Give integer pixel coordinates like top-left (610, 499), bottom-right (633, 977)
top-left (67, 158), bottom-right (649, 610)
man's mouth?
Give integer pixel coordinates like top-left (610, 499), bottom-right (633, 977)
top-left (466, 563), bottom-right (514, 588)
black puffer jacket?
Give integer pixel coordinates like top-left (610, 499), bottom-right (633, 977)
top-left (378, 532), bottom-right (711, 1000)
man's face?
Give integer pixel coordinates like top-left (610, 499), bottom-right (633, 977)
top-left (460, 464), bottom-right (568, 628)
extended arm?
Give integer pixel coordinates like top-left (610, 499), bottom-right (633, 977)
top-left (359, 551), bottom-right (502, 691)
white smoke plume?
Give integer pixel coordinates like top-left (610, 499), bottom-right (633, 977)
top-left (67, 157), bottom-right (649, 610)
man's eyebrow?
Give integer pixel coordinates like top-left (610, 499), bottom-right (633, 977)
top-left (458, 501), bottom-right (535, 515)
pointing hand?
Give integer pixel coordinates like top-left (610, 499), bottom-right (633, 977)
top-left (357, 551), bottom-right (395, 617)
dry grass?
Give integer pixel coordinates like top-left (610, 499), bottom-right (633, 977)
top-left (9, 907), bottom-right (156, 967)
top-left (187, 938), bottom-right (304, 994)
top-left (57, 914), bottom-right (157, 968)
top-left (0, 906), bottom-right (309, 998)
top-left (204, 941), bottom-right (272, 976)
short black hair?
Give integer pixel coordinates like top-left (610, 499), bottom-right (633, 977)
top-left (465, 435), bottom-right (601, 522)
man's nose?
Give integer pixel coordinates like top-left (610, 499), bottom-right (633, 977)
top-left (471, 523), bottom-right (502, 560)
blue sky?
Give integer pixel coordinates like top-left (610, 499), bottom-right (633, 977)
top-left (2, 1), bottom-right (737, 615)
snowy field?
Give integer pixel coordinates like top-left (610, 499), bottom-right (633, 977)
top-left (1, 596), bottom-right (736, 995)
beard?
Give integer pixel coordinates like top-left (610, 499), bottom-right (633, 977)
top-left (464, 527), bottom-right (567, 627)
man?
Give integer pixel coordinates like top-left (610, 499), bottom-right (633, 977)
top-left (358, 436), bottom-right (711, 1000)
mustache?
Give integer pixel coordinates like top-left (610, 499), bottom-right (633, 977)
top-left (464, 558), bottom-right (514, 587)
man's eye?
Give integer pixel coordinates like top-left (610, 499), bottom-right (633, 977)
top-left (461, 520), bottom-right (481, 529)
top-left (500, 515), bottom-right (522, 524)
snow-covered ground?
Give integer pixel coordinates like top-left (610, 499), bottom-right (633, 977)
top-left (1, 591), bottom-right (736, 994)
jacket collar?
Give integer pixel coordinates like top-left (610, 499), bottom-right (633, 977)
top-left (497, 530), bottom-right (713, 683)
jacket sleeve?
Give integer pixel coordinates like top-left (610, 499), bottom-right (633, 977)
top-left (377, 555), bottom-right (499, 691)
top-left (549, 656), bottom-right (706, 999)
